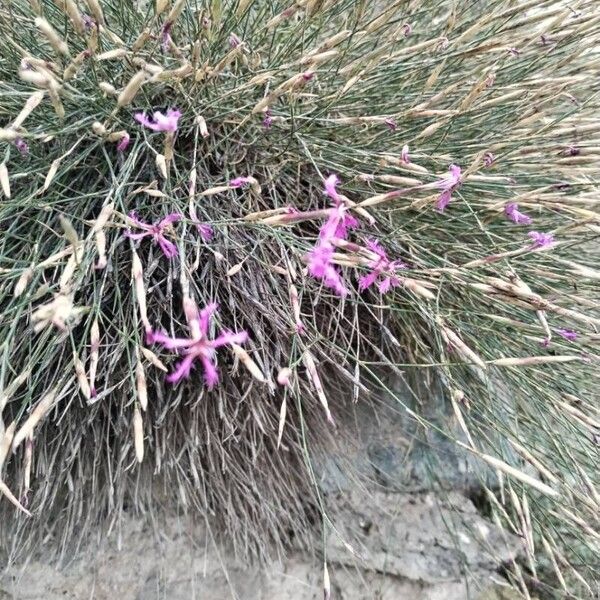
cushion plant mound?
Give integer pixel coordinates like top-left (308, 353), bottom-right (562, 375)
top-left (0, 0), bottom-right (599, 593)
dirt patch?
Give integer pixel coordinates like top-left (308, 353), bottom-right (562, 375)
top-left (2, 488), bottom-right (520, 600)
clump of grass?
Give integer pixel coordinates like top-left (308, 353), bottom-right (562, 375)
top-left (0, 0), bottom-right (599, 593)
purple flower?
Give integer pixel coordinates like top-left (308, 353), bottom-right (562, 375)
top-left (358, 239), bottom-right (408, 294)
top-left (229, 176), bottom-right (253, 188)
top-left (556, 328), bottom-right (577, 341)
top-left (528, 231), bottom-right (555, 249)
top-left (14, 137), bottom-right (29, 155)
top-left (229, 33), bottom-right (241, 48)
top-left (151, 302), bottom-right (248, 387)
top-left (262, 109), bottom-right (273, 129)
top-left (384, 118), bottom-right (397, 131)
top-left (484, 152), bottom-right (495, 167)
top-left (401, 23), bottom-right (412, 36)
top-left (436, 164), bottom-right (461, 213)
top-left (125, 211), bottom-right (182, 258)
top-left (504, 202), bottom-right (532, 225)
top-left (116, 133), bottom-right (130, 153)
top-left (82, 14), bottom-right (95, 30)
top-left (160, 22), bottom-right (173, 52)
top-left (196, 222), bottom-right (213, 241)
top-left (134, 109), bottom-right (181, 133)
top-left (401, 144), bottom-right (410, 164)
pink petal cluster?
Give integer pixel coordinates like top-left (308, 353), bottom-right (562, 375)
top-left (504, 202), bottom-right (532, 225)
top-left (306, 175), bottom-right (359, 296)
top-left (384, 118), bottom-right (397, 131)
top-left (160, 22), bottom-right (173, 52)
top-left (14, 137), bottom-right (29, 155)
top-left (436, 164), bottom-right (461, 212)
top-left (229, 176), bottom-right (253, 188)
top-left (401, 144), bottom-right (410, 164)
top-left (528, 231), bottom-right (555, 249)
top-left (116, 133), bottom-right (130, 153)
top-left (125, 211), bottom-right (182, 258)
top-left (556, 328), bottom-right (577, 341)
top-left (150, 302), bottom-right (248, 387)
top-left (358, 239), bottom-right (408, 294)
top-left (483, 152), bottom-right (495, 167)
top-left (134, 109), bottom-right (181, 132)
top-left (196, 222), bottom-right (213, 241)
top-left (262, 109), bottom-right (273, 129)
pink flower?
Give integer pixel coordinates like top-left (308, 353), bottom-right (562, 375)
top-left (150, 302), bottom-right (248, 387)
top-left (14, 137), bottom-right (29, 155)
top-left (229, 33), bottom-right (241, 48)
top-left (401, 144), bottom-right (410, 164)
top-left (436, 164), bottom-right (461, 213)
top-left (358, 239), bottom-right (408, 294)
top-left (401, 23), bottom-right (412, 36)
top-left (504, 202), bottom-right (532, 225)
top-left (528, 231), bottom-right (555, 249)
top-left (125, 211), bottom-right (182, 258)
top-left (229, 176), bottom-right (253, 188)
top-left (134, 109), bottom-right (181, 132)
top-left (277, 368), bottom-right (292, 386)
top-left (556, 328), bottom-right (577, 341)
top-left (306, 174), bottom-right (359, 296)
top-left (307, 244), bottom-right (348, 297)
top-left (116, 133), bottom-right (130, 153)
top-left (323, 174), bottom-right (343, 203)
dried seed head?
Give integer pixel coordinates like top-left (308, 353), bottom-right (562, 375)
top-left (156, 0), bottom-right (170, 16)
top-left (117, 71), bottom-right (149, 108)
top-left (12, 91), bottom-right (45, 129)
top-left (92, 202), bottom-right (114, 232)
top-left (136, 358), bottom-right (148, 411)
top-left (31, 294), bottom-right (84, 332)
top-left (231, 344), bottom-right (266, 383)
top-left (277, 368), bottom-right (292, 386)
top-left (0, 163), bottom-right (10, 198)
top-left (95, 230), bottom-right (107, 269)
top-left (92, 121), bottom-right (107, 136)
top-left (0, 128), bottom-right (18, 142)
top-left (12, 388), bottom-right (59, 451)
top-left (133, 405), bottom-right (144, 463)
top-left (302, 350), bottom-right (334, 425)
top-left (96, 48), bottom-right (128, 61)
top-left (35, 18), bottom-right (70, 56)
top-left (166, 0), bottom-right (186, 24)
top-left (155, 154), bottom-right (168, 179)
top-left (99, 81), bottom-right (117, 96)
top-left (74, 353), bottom-right (91, 400)
top-left (57, 0), bottom-right (86, 35)
top-left (195, 115), bottom-right (209, 137)
top-left (84, 0), bottom-right (105, 25)
top-left (140, 347), bottom-right (168, 372)
top-left (14, 267), bottom-right (34, 298)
